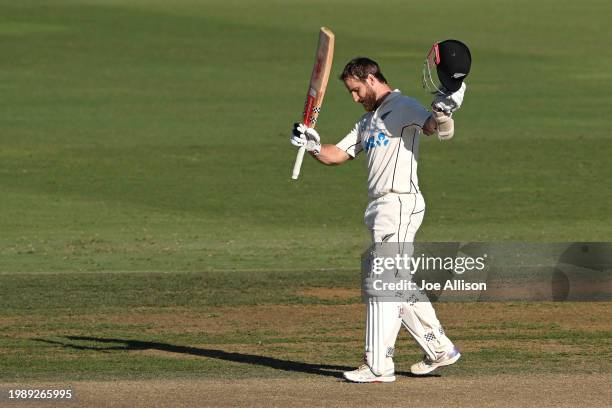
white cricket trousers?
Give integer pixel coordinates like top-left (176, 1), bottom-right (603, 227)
top-left (363, 192), bottom-right (453, 375)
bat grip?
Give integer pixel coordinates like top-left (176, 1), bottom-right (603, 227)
top-left (291, 103), bottom-right (314, 180)
top-left (291, 146), bottom-right (307, 180)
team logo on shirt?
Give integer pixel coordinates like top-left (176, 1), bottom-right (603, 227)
top-left (364, 131), bottom-right (389, 152)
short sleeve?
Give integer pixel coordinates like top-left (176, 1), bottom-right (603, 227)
top-left (405, 98), bottom-right (433, 128)
top-left (336, 122), bottom-right (363, 158)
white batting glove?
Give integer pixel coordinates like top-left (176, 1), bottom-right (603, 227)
top-left (290, 123), bottom-right (321, 155)
top-left (432, 82), bottom-right (467, 114)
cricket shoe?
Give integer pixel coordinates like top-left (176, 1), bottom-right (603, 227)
top-left (410, 347), bottom-right (461, 375)
top-left (343, 364), bottom-right (396, 383)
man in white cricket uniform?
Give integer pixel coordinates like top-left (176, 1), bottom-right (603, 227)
top-left (290, 57), bottom-right (465, 383)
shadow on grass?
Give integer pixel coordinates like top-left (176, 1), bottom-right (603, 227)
top-left (33, 336), bottom-right (437, 379)
top-left (35, 336), bottom-right (349, 378)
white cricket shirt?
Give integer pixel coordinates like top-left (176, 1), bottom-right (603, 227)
top-left (336, 90), bottom-right (432, 199)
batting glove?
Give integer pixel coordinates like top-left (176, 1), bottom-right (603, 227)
top-left (432, 82), bottom-right (466, 114)
top-left (290, 123), bottom-right (321, 155)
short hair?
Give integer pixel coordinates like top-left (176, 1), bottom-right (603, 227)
top-left (339, 57), bottom-right (387, 83)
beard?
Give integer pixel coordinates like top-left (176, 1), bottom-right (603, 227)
top-left (362, 85), bottom-right (379, 112)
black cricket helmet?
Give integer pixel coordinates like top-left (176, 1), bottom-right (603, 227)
top-left (422, 39), bottom-right (471, 94)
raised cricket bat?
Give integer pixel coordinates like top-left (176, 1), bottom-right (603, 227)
top-left (291, 27), bottom-right (335, 180)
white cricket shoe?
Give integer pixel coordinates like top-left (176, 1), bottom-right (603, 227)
top-left (343, 364), bottom-right (396, 383)
top-left (410, 347), bottom-right (461, 375)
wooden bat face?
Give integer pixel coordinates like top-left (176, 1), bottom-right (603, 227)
top-left (302, 27), bottom-right (334, 128)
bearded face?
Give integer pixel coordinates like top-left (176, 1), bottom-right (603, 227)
top-left (361, 83), bottom-right (378, 112)
top-left (344, 76), bottom-right (384, 112)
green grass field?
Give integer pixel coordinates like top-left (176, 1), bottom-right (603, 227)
top-left (0, 0), bottom-right (610, 403)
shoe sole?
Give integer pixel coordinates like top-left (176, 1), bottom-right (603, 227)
top-left (411, 352), bottom-right (461, 375)
top-left (343, 374), bottom-right (396, 383)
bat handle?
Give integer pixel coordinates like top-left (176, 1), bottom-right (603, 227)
top-left (291, 146), bottom-right (307, 180)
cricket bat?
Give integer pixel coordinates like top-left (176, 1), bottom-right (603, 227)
top-left (291, 27), bottom-right (335, 180)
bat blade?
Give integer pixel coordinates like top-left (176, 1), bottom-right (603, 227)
top-left (291, 27), bottom-right (334, 180)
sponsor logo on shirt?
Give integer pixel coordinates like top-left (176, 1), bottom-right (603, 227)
top-left (364, 131), bottom-right (390, 152)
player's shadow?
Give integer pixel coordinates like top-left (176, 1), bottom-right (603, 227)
top-left (35, 336), bottom-right (348, 378)
top-left (34, 336), bottom-right (436, 379)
